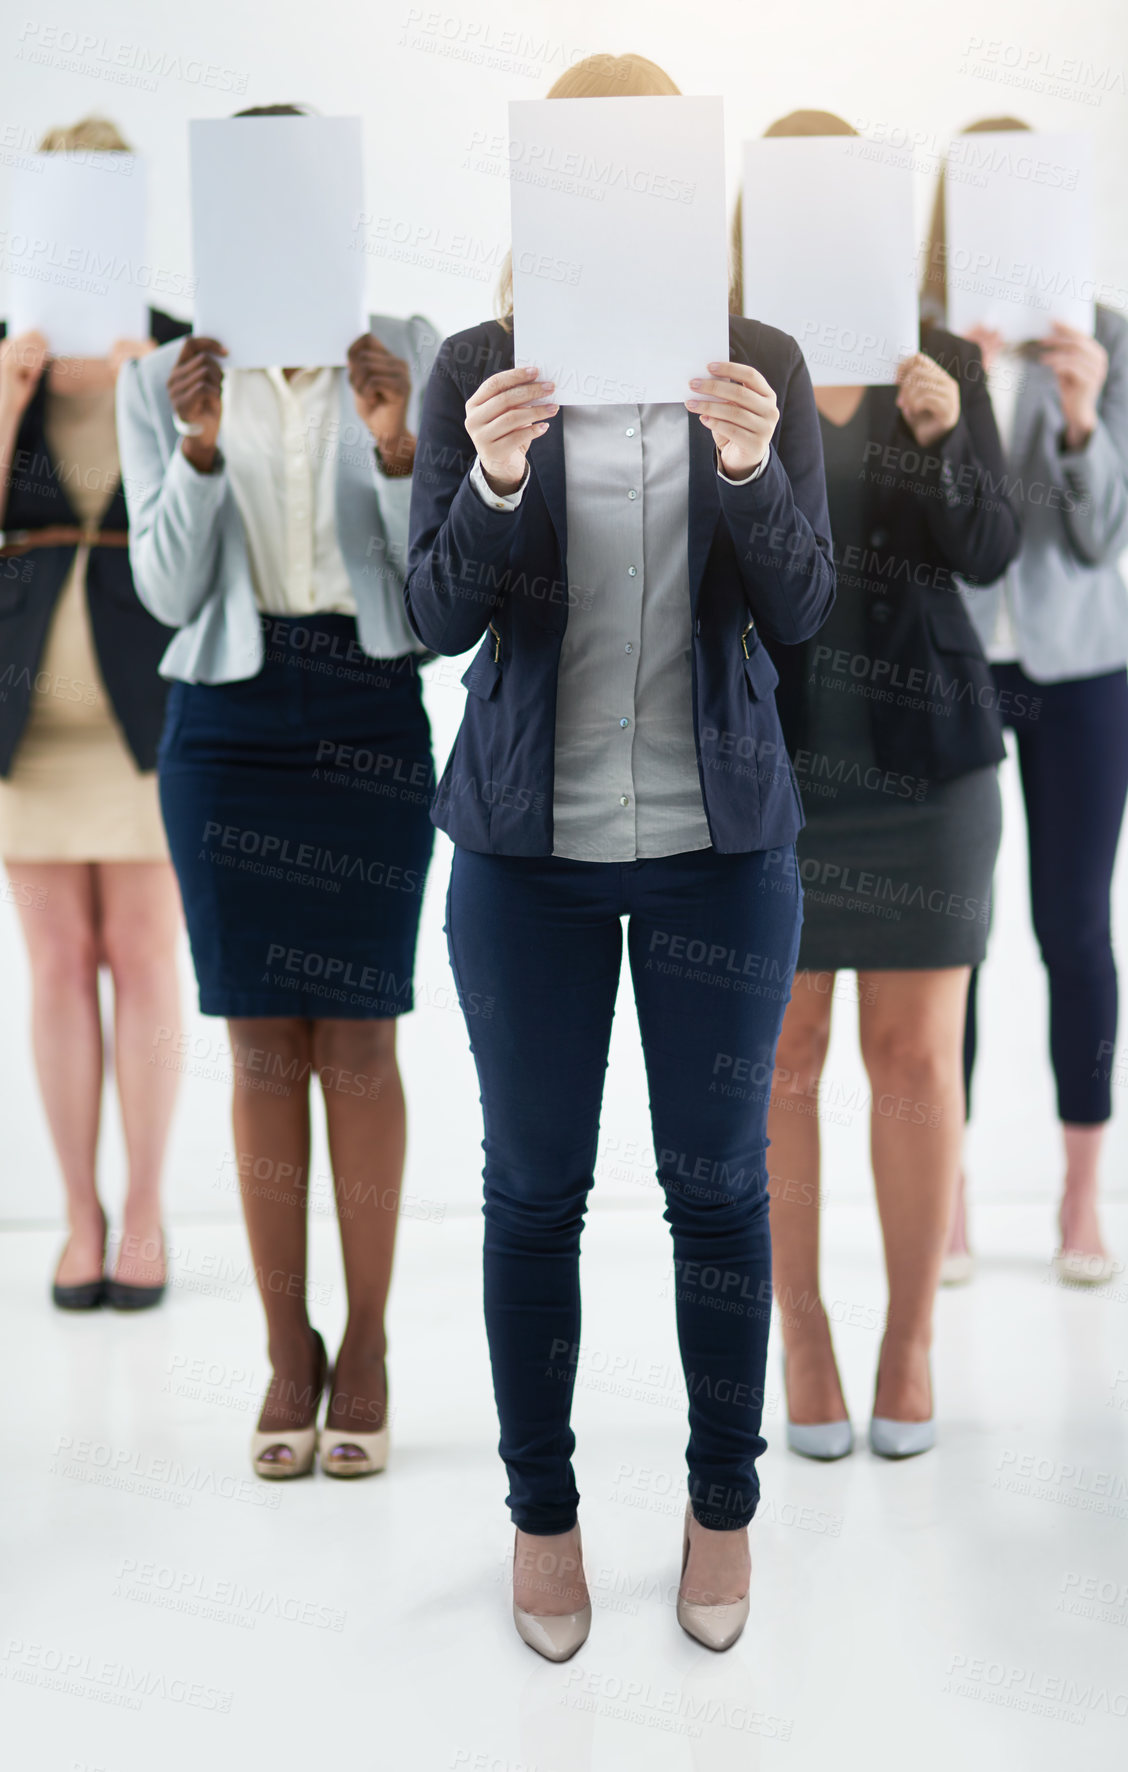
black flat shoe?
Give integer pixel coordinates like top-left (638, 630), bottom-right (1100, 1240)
top-left (51, 1207), bottom-right (108, 1311)
top-left (106, 1229), bottom-right (167, 1311)
top-left (105, 1276), bottom-right (166, 1311)
top-left (52, 1277), bottom-right (106, 1311)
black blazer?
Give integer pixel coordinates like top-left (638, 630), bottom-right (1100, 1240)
top-left (405, 315), bottom-right (837, 856)
top-left (0, 307), bottom-right (189, 777)
top-left (765, 325), bottom-right (1021, 783)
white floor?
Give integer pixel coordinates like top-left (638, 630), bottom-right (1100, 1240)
top-left (0, 1196), bottom-right (1125, 1770)
top-left (3, 733), bottom-right (1128, 1768)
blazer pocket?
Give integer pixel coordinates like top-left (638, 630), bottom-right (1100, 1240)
top-left (460, 637), bottom-right (501, 701)
top-left (743, 642), bottom-right (780, 700)
top-left (924, 596), bottom-right (985, 658)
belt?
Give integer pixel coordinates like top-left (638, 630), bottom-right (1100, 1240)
top-left (0, 525), bottom-right (129, 558)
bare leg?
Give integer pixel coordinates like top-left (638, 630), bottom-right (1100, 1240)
top-left (7, 862), bottom-right (105, 1282)
top-left (1059, 1123), bottom-right (1110, 1258)
top-left (228, 1017), bottom-right (324, 1460)
top-left (312, 1018), bottom-right (404, 1451)
top-left (766, 972), bottom-right (846, 1424)
top-left (97, 862), bottom-right (182, 1285)
top-left (944, 1167), bottom-right (971, 1260)
top-left (858, 968), bottom-right (970, 1422)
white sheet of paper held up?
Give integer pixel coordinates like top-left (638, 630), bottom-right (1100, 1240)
top-left (741, 136), bottom-right (919, 386)
top-left (189, 116), bottom-right (366, 368)
top-left (509, 96), bottom-right (729, 405)
top-left (6, 153), bottom-right (149, 356)
top-left (944, 131), bottom-right (1096, 343)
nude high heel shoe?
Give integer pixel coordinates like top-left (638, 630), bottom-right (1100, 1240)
top-left (512, 1528), bottom-right (591, 1662)
top-left (251, 1330), bottom-right (327, 1480)
top-left (319, 1362), bottom-right (390, 1477)
top-left (676, 1501), bottom-right (750, 1652)
top-left (319, 1421), bottom-right (390, 1478)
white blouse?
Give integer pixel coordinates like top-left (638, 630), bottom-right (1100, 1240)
top-left (221, 367), bottom-right (356, 619)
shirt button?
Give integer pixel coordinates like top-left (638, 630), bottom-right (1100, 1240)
top-left (619, 717), bottom-right (630, 729)
top-left (625, 427), bottom-right (636, 437)
top-left (624, 643), bottom-right (634, 654)
top-left (619, 795), bottom-right (631, 807)
top-left (627, 488), bottom-right (638, 500)
top-left (627, 565), bottom-right (638, 578)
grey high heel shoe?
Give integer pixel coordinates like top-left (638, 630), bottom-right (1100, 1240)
top-left (783, 1358), bottom-right (853, 1460)
top-left (512, 1528), bottom-right (591, 1662)
top-left (787, 1418), bottom-right (854, 1460)
top-left (868, 1415), bottom-right (936, 1458)
top-left (869, 1348), bottom-right (935, 1459)
top-left (676, 1502), bottom-right (749, 1652)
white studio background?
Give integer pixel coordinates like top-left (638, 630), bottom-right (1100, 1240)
top-left (2, 0), bottom-right (1127, 1236)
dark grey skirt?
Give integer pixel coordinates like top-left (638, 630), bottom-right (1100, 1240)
top-left (795, 764), bottom-right (1002, 972)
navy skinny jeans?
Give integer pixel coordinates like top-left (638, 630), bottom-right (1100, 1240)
top-left (965, 663), bottom-right (1128, 1124)
top-left (446, 844), bottom-right (803, 1535)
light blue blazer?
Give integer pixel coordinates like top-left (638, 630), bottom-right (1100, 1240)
top-left (115, 313), bottom-right (438, 682)
top-left (959, 304), bottom-right (1128, 683)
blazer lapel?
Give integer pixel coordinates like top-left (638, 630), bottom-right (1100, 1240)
top-left (866, 386), bottom-right (905, 524)
top-left (687, 411), bottom-right (720, 612)
top-left (526, 411), bottom-right (568, 563)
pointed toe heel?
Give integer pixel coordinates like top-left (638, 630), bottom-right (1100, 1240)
top-left (513, 1599), bottom-right (591, 1661)
top-left (868, 1415), bottom-right (936, 1459)
top-left (786, 1417), bottom-right (854, 1460)
top-left (512, 1526), bottom-right (591, 1661)
top-left (676, 1501), bottom-right (749, 1652)
top-left (676, 1592), bottom-right (749, 1653)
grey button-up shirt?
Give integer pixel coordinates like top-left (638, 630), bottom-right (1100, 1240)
top-left (470, 404), bottom-right (766, 862)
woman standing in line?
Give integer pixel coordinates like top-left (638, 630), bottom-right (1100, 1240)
top-left (0, 116), bottom-right (188, 1312)
top-left (928, 120), bottom-right (1128, 1289)
top-left (407, 55), bottom-right (834, 1659)
top-left (117, 105), bottom-right (438, 1480)
top-left (750, 113), bottom-right (1020, 1460)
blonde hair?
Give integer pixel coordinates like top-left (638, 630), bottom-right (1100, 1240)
top-left (495, 53), bottom-right (681, 325)
top-left (38, 115), bottom-right (132, 153)
top-left (922, 117), bottom-right (1029, 319)
top-left (729, 109), bottom-right (856, 315)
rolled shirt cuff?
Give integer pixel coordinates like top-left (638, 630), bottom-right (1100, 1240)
top-left (469, 455), bottom-right (531, 510)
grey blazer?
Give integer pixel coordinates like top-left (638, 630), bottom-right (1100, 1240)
top-left (115, 313), bottom-right (438, 682)
top-left (960, 304), bottom-right (1128, 683)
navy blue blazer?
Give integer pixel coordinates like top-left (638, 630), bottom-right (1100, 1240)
top-left (405, 316), bottom-right (836, 855)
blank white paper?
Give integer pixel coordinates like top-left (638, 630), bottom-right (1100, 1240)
top-left (190, 116), bottom-right (366, 368)
top-left (945, 132), bottom-right (1096, 343)
top-left (509, 97), bottom-right (729, 405)
top-left (741, 137), bottom-right (919, 386)
top-left (6, 153), bottom-right (148, 356)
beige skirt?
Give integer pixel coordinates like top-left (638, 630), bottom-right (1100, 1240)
top-left (0, 556), bottom-right (168, 863)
